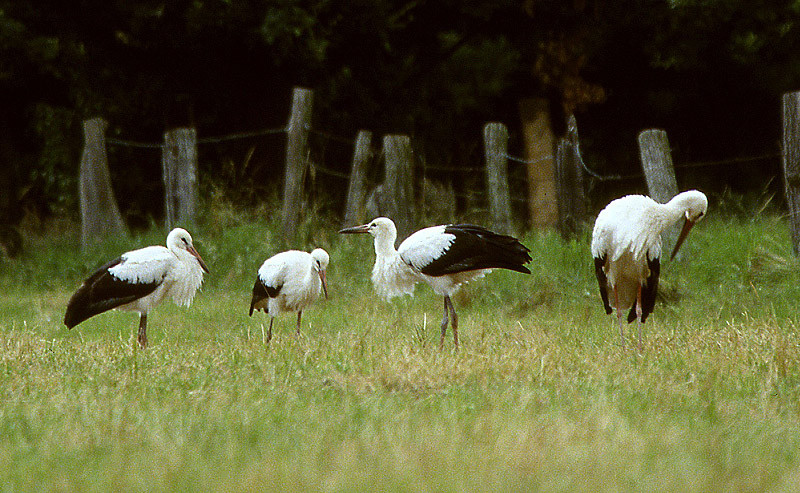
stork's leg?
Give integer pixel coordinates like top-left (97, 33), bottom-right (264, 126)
top-left (635, 284), bottom-right (644, 351)
top-left (445, 295), bottom-right (459, 350)
top-left (613, 287), bottom-right (624, 349)
top-left (439, 297), bottom-right (449, 350)
top-left (296, 311), bottom-right (303, 337)
top-left (137, 313), bottom-right (148, 349)
top-left (266, 317), bottom-right (274, 344)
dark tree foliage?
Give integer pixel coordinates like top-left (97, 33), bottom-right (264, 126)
top-left (1, 0), bottom-right (800, 232)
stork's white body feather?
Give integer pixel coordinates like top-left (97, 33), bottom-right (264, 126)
top-left (256, 250), bottom-right (326, 315)
top-left (109, 244), bottom-right (205, 312)
top-left (367, 223), bottom-right (490, 299)
top-left (591, 190), bottom-right (708, 348)
top-left (64, 227), bottom-right (209, 349)
top-left (340, 217), bottom-right (531, 349)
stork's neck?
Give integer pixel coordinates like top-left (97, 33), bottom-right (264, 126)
top-left (373, 230), bottom-right (398, 259)
top-left (655, 197), bottom-right (689, 231)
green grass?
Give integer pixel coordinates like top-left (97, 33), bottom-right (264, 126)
top-left (3, 209), bottom-right (800, 491)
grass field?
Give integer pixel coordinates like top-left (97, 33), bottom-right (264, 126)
top-left (2, 205), bottom-right (800, 491)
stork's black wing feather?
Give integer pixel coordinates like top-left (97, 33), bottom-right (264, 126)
top-left (419, 224), bottom-right (531, 276)
top-left (64, 257), bottom-right (161, 329)
top-left (594, 255), bottom-right (613, 315)
top-left (249, 277), bottom-right (282, 316)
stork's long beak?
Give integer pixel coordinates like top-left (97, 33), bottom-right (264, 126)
top-left (670, 219), bottom-right (696, 260)
top-left (318, 269), bottom-right (328, 299)
top-left (338, 224), bottom-right (369, 234)
top-left (188, 246), bottom-right (210, 273)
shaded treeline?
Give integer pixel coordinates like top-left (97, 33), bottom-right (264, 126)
top-left (1, 0), bottom-right (799, 233)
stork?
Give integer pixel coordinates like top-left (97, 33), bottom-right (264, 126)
top-left (591, 190), bottom-right (708, 349)
top-left (339, 217), bottom-right (531, 350)
top-left (64, 228), bottom-right (209, 348)
top-left (249, 248), bottom-right (329, 343)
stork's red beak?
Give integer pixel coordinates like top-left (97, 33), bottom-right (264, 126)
top-left (188, 245), bottom-right (210, 273)
top-left (670, 218), bottom-right (696, 260)
top-left (338, 224), bottom-right (370, 234)
top-left (318, 269), bottom-right (328, 299)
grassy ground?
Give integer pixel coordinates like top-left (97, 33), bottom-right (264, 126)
top-left (2, 207), bottom-right (800, 491)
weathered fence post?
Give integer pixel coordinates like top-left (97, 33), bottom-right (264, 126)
top-left (782, 91), bottom-right (800, 254)
top-left (79, 117), bottom-right (126, 248)
top-left (638, 128), bottom-right (680, 250)
top-left (162, 127), bottom-right (198, 230)
top-left (483, 122), bottom-right (514, 235)
top-left (282, 87), bottom-right (314, 243)
top-left (343, 130), bottom-right (373, 227)
top-left (555, 115), bottom-right (587, 239)
top-left (383, 134), bottom-right (415, 239)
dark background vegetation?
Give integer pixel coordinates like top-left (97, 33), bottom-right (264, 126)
top-left (2, 0), bottom-right (799, 235)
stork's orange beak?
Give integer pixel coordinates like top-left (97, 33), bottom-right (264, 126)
top-left (670, 219), bottom-right (695, 260)
top-left (188, 245), bottom-right (210, 273)
top-left (318, 269), bottom-right (328, 299)
top-left (338, 224), bottom-right (369, 234)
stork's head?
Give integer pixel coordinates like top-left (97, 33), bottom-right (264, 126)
top-left (166, 228), bottom-right (210, 273)
top-left (669, 190), bottom-right (708, 259)
top-left (310, 248), bottom-right (329, 299)
top-left (339, 217), bottom-right (398, 255)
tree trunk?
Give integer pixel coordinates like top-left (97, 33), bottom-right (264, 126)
top-left (519, 98), bottom-right (557, 229)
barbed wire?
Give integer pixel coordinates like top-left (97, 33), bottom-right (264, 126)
top-left (106, 123), bottom-right (782, 185)
top-left (106, 138), bottom-right (162, 149)
top-left (197, 127), bottom-right (286, 144)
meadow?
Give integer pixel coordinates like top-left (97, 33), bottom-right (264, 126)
top-left (2, 200), bottom-right (800, 492)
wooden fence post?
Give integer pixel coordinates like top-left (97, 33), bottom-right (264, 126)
top-left (79, 117), bottom-right (126, 247)
top-left (383, 135), bottom-right (415, 239)
top-left (282, 87), bottom-right (314, 243)
top-left (638, 128), bottom-right (680, 250)
top-left (782, 91), bottom-right (800, 254)
top-left (162, 127), bottom-right (198, 230)
top-left (343, 130), bottom-right (373, 227)
top-left (483, 122), bottom-right (514, 235)
top-left (555, 115), bottom-right (587, 239)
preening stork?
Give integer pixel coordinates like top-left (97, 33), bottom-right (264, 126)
top-left (339, 217), bottom-right (531, 350)
top-left (249, 248), bottom-right (329, 343)
top-left (591, 190), bottom-right (708, 349)
top-left (64, 228), bottom-right (209, 348)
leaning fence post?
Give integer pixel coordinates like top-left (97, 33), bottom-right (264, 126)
top-left (483, 122), bottom-right (514, 235)
top-left (638, 128), bottom-right (680, 250)
top-left (555, 115), bottom-right (587, 239)
top-left (281, 87), bottom-right (314, 243)
top-left (383, 134), bottom-right (415, 239)
top-left (343, 130), bottom-right (373, 227)
top-left (162, 127), bottom-right (198, 230)
top-left (782, 91), bottom-right (800, 254)
top-left (79, 117), bottom-right (126, 248)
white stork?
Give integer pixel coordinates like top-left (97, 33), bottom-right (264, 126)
top-left (64, 227), bottom-right (209, 348)
top-left (339, 217), bottom-right (531, 350)
top-left (591, 189), bottom-right (708, 349)
top-left (249, 248), bottom-right (329, 343)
